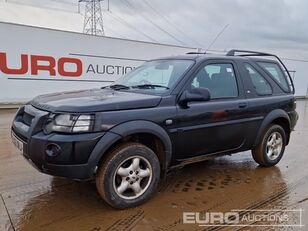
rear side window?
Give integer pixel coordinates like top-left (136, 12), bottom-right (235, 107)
top-left (244, 64), bottom-right (272, 95)
top-left (257, 62), bottom-right (290, 92)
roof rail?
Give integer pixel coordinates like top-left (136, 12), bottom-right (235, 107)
top-left (186, 52), bottom-right (206, 55)
top-left (227, 49), bottom-right (295, 94)
top-left (227, 50), bottom-right (276, 56)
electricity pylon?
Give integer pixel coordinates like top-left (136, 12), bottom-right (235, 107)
top-left (79, 0), bottom-right (105, 36)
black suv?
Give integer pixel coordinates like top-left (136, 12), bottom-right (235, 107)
top-left (11, 50), bottom-right (298, 209)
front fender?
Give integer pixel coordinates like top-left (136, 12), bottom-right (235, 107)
top-left (87, 131), bottom-right (122, 177)
top-left (253, 109), bottom-right (290, 148)
top-left (110, 120), bottom-right (172, 168)
top-left (87, 120), bottom-right (172, 177)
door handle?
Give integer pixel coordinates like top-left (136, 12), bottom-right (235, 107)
top-left (238, 102), bottom-right (248, 108)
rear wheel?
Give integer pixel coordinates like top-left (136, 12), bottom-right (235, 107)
top-left (252, 124), bottom-right (286, 167)
top-left (96, 142), bottom-right (160, 209)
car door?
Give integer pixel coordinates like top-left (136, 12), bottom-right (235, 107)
top-left (173, 60), bottom-right (249, 160)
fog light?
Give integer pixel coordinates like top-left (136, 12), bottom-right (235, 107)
top-left (45, 143), bottom-right (61, 157)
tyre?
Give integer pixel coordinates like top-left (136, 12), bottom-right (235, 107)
top-left (252, 124), bottom-right (286, 167)
top-left (96, 142), bottom-right (160, 209)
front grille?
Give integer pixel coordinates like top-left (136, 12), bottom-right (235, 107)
top-left (22, 112), bottom-right (35, 126)
top-left (13, 105), bottom-right (49, 141)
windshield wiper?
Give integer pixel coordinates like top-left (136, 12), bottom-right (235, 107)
top-left (131, 84), bottom-right (170, 90)
top-left (106, 84), bottom-right (130, 90)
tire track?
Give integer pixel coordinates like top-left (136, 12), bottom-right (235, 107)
top-left (203, 174), bottom-right (308, 231)
top-left (154, 200), bottom-right (229, 231)
top-left (154, 174), bottom-right (308, 231)
top-left (105, 209), bottom-right (144, 231)
top-left (0, 194), bottom-right (15, 231)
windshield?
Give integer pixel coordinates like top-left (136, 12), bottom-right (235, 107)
top-left (111, 59), bottom-right (194, 94)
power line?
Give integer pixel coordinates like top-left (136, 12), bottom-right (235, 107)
top-left (281, 58), bottom-right (308, 63)
top-left (104, 24), bottom-right (127, 38)
top-left (3, 0), bottom-right (158, 42)
top-left (206, 24), bottom-right (229, 51)
top-left (119, 0), bottom-right (187, 46)
top-left (142, 0), bottom-right (203, 48)
top-left (107, 11), bottom-right (159, 42)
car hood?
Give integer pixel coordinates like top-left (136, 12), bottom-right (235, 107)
top-left (30, 88), bottom-right (162, 113)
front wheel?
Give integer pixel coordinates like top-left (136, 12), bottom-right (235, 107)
top-left (252, 124), bottom-right (286, 167)
top-left (96, 143), bottom-right (160, 209)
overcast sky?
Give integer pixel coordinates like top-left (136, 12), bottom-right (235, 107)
top-left (0, 0), bottom-right (308, 60)
top-left (0, 0), bottom-right (308, 95)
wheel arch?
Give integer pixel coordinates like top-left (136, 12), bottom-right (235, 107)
top-left (254, 109), bottom-right (291, 148)
top-left (88, 120), bottom-right (172, 178)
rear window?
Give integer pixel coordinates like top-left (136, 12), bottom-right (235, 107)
top-left (257, 62), bottom-right (290, 92)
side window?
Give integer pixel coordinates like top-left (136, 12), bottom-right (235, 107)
top-left (257, 62), bottom-right (290, 92)
top-left (244, 63), bottom-right (272, 95)
top-left (190, 63), bottom-right (238, 99)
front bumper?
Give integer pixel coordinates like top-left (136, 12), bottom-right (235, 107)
top-left (11, 105), bottom-right (105, 179)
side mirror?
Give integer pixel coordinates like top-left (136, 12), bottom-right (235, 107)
top-left (179, 87), bottom-right (211, 107)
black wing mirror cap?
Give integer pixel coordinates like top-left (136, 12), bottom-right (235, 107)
top-left (179, 87), bottom-right (211, 107)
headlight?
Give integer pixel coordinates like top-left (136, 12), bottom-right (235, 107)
top-left (44, 114), bottom-right (95, 134)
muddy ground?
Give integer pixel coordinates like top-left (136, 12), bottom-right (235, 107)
top-left (0, 101), bottom-right (308, 231)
